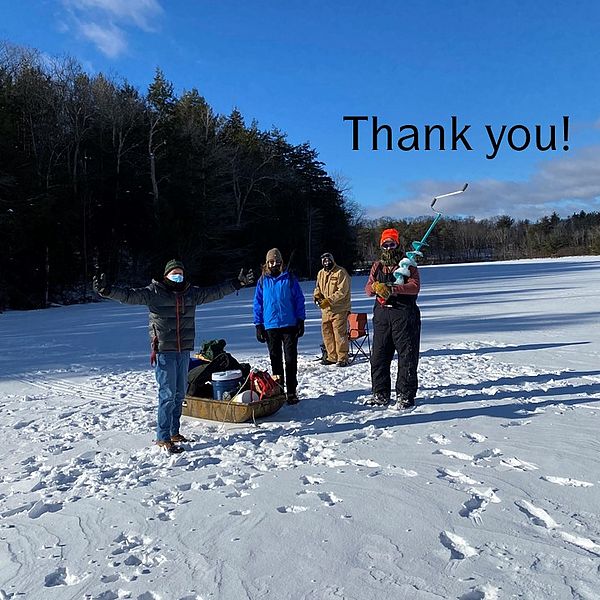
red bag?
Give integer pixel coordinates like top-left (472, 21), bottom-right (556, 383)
top-left (249, 369), bottom-right (280, 400)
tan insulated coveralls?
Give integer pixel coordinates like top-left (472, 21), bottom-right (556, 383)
top-left (314, 263), bottom-right (351, 362)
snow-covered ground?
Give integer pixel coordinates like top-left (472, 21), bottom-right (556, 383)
top-left (1, 256), bottom-right (600, 600)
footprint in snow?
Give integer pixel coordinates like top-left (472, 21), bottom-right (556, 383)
top-left (43, 566), bottom-right (81, 587)
top-left (300, 475), bottom-right (323, 485)
top-left (433, 449), bottom-right (474, 461)
top-left (515, 407), bottom-right (545, 415)
top-left (459, 582), bottom-right (501, 600)
top-left (341, 431), bottom-right (369, 443)
top-left (46, 443), bottom-right (73, 455)
top-left (515, 499), bottom-right (560, 529)
top-left (436, 467), bottom-right (480, 486)
top-left (124, 555), bottom-right (143, 566)
top-left (461, 431), bottom-right (487, 443)
top-left (157, 509), bottom-right (175, 521)
top-left (428, 433), bottom-right (451, 445)
top-left (459, 488), bottom-right (501, 525)
top-left (28, 500), bottom-right (63, 519)
top-left (1, 501), bottom-right (36, 518)
top-left (91, 589), bottom-right (119, 599)
top-left (499, 457), bottom-right (538, 471)
top-left (558, 531), bottom-right (600, 556)
top-left (225, 488), bottom-right (251, 499)
top-left (472, 448), bottom-right (503, 463)
top-left (138, 592), bottom-right (162, 600)
top-left (541, 475), bottom-right (593, 487)
top-left (350, 459), bottom-right (380, 468)
top-left (439, 530), bottom-right (478, 559)
top-left (277, 505), bottom-right (309, 513)
top-left (387, 465), bottom-right (418, 477)
top-left (317, 492), bottom-right (343, 506)
top-left (108, 532), bottom-right (165, 572)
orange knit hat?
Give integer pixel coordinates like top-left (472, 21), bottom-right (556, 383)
top-left (379, 228), bottom-right (400, 246)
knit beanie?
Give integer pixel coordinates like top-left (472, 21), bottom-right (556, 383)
top-left (164, 259), bottom-right (185, 276)
top-left (265, 248), bottom-right (283, 263)
top-left (379, 228), bottom-right (400, 246)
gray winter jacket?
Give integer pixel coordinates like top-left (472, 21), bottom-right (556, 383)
top-left (102, 279), bottom-right (239, 352)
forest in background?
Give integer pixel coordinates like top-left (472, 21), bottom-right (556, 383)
top-left (1, 41), bottom-right (599, 310)
top-left (0, 42), bottom-right (358, 309)
top-left (356, 211), bottom-right (600, 272)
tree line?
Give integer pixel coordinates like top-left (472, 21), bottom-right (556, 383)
top-left (356, 210), bottom-right (600, 269)
top-left (0, 42), bottom-right (357, 309)
top-left (1, 42), bottom-right (599, 310)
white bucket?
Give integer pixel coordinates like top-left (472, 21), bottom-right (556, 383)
top-left (232, 390), bottom-right (260, 404)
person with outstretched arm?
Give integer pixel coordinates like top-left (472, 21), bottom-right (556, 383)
top-left (93, 259), bottom-right (254, 454)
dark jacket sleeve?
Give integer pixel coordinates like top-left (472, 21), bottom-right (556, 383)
top-left (191, 280), bottom-right (238, 305)
top-left (102, 285), bottom-right (153, 305)
top-left (365, 262), bottom-right (380, 297)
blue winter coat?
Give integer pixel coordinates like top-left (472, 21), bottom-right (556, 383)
top-left (253, 271), bottom-right (306, 330)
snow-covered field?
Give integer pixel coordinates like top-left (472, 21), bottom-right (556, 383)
top-left (1, 257), bottom-right (600, 600)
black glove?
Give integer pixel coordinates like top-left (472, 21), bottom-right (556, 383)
top-left (296, 320), bottom-right (305, 338)
top-left (92, 272), bottom-right (110, 295)
top-left (238, 268), bottom-right (255, 287)
top-left (255, 324), bottom-right (266, 343)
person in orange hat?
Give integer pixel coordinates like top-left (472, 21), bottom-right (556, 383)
top-left (364, 228), bottom-right (421, 409)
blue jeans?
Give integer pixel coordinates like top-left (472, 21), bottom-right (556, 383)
top-left (154, 351), bottom-right (190, 442)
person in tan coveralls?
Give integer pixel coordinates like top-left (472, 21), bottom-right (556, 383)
top-left (313, 252), bottom-right (352, 367)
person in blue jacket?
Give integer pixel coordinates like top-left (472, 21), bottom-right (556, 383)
top-left (253, 248), bottom-right (306, 404)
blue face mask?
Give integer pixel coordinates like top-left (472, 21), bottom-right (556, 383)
top-left (167, 273), bottom-right (184, 283)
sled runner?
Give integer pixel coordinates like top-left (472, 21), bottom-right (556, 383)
top-left (182, 392), bottom-right (286, 423)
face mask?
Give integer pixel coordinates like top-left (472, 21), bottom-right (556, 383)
top-left (267, 261), bottom-right (282, 277)
top-left (322, 259), bottom-right (333, 271)
top-left (380, 247), bottom-right (402, 267)
top-left (167, 273), bottom-right (184, 283)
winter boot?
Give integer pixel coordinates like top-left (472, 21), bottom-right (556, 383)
top-left (170, 434), bottom-right (189, 443)
top-left (156, 440), bottom-right (185, 454)
top-left (365, 392), bottom-right (390, 406)
top-left (395, 396), bottom-right (416, 411)
top-left (286, 392), bottom-right (299, 405)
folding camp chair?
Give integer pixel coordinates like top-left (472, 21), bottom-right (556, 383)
top-left (347, 312), bottom-right (371, 364)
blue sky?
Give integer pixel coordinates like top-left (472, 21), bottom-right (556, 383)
top-left (1, 0), bottom-right (600, 220)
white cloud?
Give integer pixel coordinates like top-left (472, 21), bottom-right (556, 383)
top-left (61, 0), bottom-right (163, 57)
top-left (368, 146), bottom-right (600, 221)
top-left (79, 21), bottom-right (127, 59)
top-left (65, 0), bottom-right (163, 31)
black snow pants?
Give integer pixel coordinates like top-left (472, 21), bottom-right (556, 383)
top-left (265, 326), bottom-right (299, 394)
top-left (370, 302), bottom-right (421, 401)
